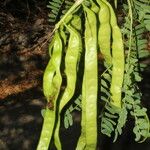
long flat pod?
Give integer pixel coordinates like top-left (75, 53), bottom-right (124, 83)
top-left (76, 72), bottom-right (86, 150)
top-left (54, 24), bottom-right (82, 150)
top-left (37, 31), bottom-right (62, 150)
top-left (97, 0), bottom-right (112, 66)
top-left (103, 0), bottom-right (125, 108)
top-left (78, 5), bottom-right (98, 150)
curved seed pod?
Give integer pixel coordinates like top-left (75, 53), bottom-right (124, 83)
top-left (76, 77), bottom-right (86, 150)
top-left (54, 24), bottom-right (82, 150)
top-left (43, 32), bottom-right (62, 101)
top-left (77, 5), bottom-right (98, 150)
top-left (103, 0), bottom-right (125, 108)
top-left (71, 15), bottom-right (82, 71)
top-left (59, 25), bottom-right (67, 45)
top-left (90, 0), bottom-right (100, 13)
top-left (71, 15), bottom-right (82, 31)
top-left (37, 109), bottom-right (54, 150)
top-left (97, 0), bottom-right (112, 66)
top-left (37, 31), bottom-right (63, 150)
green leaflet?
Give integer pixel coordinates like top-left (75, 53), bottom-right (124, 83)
top-left (113, 107), bottom-right (127, 142)
top-left (133, 0), bottom-right (150, 31)
top-left (37, 109), bottom-right (55, 150)
top-left (47, 0), bottom-right (75, 23)
top-left (64, 95), bottom-right (82, 129)
top-left (47, 0), bottom-right (64, 23)
top-left (64, 110), bottom-right (73, 128)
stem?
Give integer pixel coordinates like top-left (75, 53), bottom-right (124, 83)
top-left (127, 0), bottom-right (133, 62)
top-left (100, 64), bottom-right (112, 77)
top-left (114, 0), bottom-right (117, 8)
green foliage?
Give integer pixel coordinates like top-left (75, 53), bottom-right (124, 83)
top-left (61, 0), bottom-right (150, 142)
top-left (64, 95), bottom-right (82, 129)
top-left (121, 0), bottom-right (150, 142)
top-left (47, 0), bottom-right (74, 23)
top-left (101, 71), bottom-right (111, 102)
top-left (101, 104), bottom-right (118, 137)
top-left (100, 69), bottom-right (128, 141)
top-left (95, 0), bottom-right (150, 142)
top-left (133, 0), bottom-right (150, 31)
top-left (44, 0), bottom-right (150, 147)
